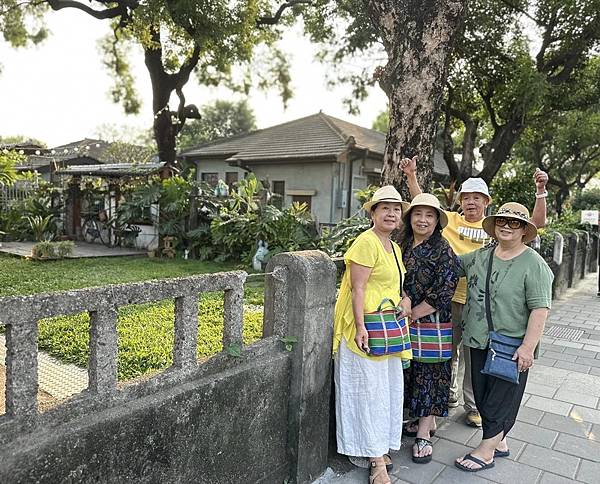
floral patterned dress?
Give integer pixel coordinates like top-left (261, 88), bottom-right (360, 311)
top-left (402, 231), bottom-right (459, 417)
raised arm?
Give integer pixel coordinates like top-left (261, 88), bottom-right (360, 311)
top-left (531, 168), bottom-right (548, 228)
top-left (398, 155), bottom-right (422, 198)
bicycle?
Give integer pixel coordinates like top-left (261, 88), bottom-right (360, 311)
top-left (81, 209), bottom-right (113, 247)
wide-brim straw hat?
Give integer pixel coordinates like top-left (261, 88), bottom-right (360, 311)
top-left (402, 193), bottom-right (449, 228)
top-left (482, 202), bottom-right (538, 243)
top-left (362, 185), bottom-right (410, 213)
top-left (458, 177), bottom-right (492, 203)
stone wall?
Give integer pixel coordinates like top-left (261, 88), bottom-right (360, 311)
top-left (0, 251), bottom-right (337, 484)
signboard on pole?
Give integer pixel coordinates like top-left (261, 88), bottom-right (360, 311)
top-left (581, 210), bottom-right (599, 225)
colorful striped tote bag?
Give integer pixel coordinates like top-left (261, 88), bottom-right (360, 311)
top-left (410, 312), bottom-right (453, 363)
top-left (364, 298), bottom-right (411, 356)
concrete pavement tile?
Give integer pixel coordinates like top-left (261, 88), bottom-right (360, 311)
top-left (563, 347), bottom-right (599, 359)
top-left (553, 361), bottom-right (591, 373)
top-left (388, 445), bottom-right (445, 484)
top-left (583, 344), bottom-right (600, 353)
top-left (552, 340), bottom-right (584, 349)
top-left (539, 471), bottom-right (583, 484)
top-left (516, 406), bottom-right (545, 425)
top-left (591, 368), bottom-right (600, 377)
top-left (570, 405), bottom-right (600, 425)
top-left (477, 454), bottom-right (542, 484)
top-left (554, 389), bottom-right (598, 408)
top-left (538, 413), bottom-right (592, 439)
top-left (553, 433), bottom-right (600, 462)
top-left (577, 459), bottom-right (600, 484)
top-left (575, 356), bottom-right (600, 368)
top-left (508, 421), bottom-right (558, 448)
top-left (320, 466), bottom-right (366, 483)
top-left (526, 396), bottom-right (572, 416)
top-left (543, 350), bottom-right (577, 362)
top-left (544, 344), bottom-right (565, 353)
top-left (428, 438), bottom-right (471, 466)
top-left (521, 394), bottom-right (531, 405)
top-left (527, 365), bottom-right (570, 387)
top-left (432, 466), bottom-right (491, 484)
top-left (561, 373), bottom-right (600, 397)
top-left (434, 421), bottom-right (481, 445)
top-left (525, 381), bottom-right (558, 398)
top-left (536, 357), bottom-right (558, 367)
top-left (517, 443), bottom-right (580, 478)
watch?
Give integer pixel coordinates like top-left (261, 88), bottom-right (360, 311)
top-left (535, 190), bottom-right (548, 199)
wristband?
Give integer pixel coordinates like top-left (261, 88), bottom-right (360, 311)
top-left (535, 191), bottom-right (548, 199)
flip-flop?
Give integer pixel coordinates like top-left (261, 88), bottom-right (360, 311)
top-left (454, 453), bottom-right (495, 472)
top-left (494, 449), bottom-right (510, 458)
top-left (412, 438), bottom-right (432, 464)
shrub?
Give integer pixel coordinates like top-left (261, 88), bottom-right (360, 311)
top-left (31, 240), bottom-right (74, 259)
top-left (319, 214), bottom-right (370, 257)
top-left (572, 187), bottom-right (600, 211)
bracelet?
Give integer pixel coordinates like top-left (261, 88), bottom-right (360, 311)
top-left (535, 191), bottom-right (548, 199)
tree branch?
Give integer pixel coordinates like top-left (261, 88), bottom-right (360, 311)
top-left (497, 0), bottom-right (545, 27)
top-left (479, 89), bottom-right (499, 131)
top-left (257, 0), bottom-right (311, 26)
top-left (47, 0), bottom-right (138, 20)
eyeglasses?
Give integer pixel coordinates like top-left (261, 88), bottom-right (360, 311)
top-left (495, 217), bottom-right (525, 229)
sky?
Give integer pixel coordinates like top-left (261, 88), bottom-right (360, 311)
top-left (0, 9), bottom-right (388, 148)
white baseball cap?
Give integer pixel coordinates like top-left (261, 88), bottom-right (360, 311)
top-left (458, 177), bottom-right (491, 202)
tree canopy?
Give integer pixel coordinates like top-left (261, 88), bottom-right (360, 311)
top-left (305, 0), bottom-right (600, 195)
top-left (1, 0), bottom-right (309, 175)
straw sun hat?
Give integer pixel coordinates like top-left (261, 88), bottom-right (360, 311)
top-left (482, 202), bottom-right (538, 243)
top-left (362, 185), bottom-right (410, 213)
top-left (402, 193), bottom-right (449, 228)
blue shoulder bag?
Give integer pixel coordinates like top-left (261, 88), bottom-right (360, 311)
top-left (480, 248), bottom-right (522, 385)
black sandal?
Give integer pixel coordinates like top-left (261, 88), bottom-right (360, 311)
top-left (412, 438), bottom-right (433, 464)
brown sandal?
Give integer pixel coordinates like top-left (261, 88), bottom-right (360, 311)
top-left (369, 461), bottom-right (391, 484)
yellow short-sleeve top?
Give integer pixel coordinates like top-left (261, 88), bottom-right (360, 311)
top-left (333, 229), bottom-right (412, 360)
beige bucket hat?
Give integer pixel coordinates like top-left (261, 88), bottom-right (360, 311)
top-left (362, 185), bottom-right (410, 213)
top-left (402, 193), bottom-right (449, 228)
top-left (482, 202), bottom-right (538, 243)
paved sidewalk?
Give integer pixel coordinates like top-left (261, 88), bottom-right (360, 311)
top-left (318, 274), bottom-right (600, 484)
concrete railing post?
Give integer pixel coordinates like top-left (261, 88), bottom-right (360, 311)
top-left (173, 295), bottom-right (199, 370)
top-left (567, 233), bottom-right (579, 288)
top-left (265, 250), bottom-right (337, 484)
top-left (88, 307), bottom-right (118, 394)
top-left (5, 322), bottom-right (38, 417)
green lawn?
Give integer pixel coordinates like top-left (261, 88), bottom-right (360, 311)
top-left (0, 255), bottom-right (265, 380)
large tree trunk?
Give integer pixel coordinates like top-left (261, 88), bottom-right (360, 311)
top-left (365, 0), bottom-right (467, 198)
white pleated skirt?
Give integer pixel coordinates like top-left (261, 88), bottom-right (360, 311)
top-left (334, 338), bottom-right (405, 457)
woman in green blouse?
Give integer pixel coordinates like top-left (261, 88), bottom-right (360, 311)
top-left (454, 202), bottom-right (553, 473)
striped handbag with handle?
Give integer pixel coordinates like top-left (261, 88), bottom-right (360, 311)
top-left (364, 298), bottom-right (411, 356)
top-left (410, 312), bottom-right (452, 363)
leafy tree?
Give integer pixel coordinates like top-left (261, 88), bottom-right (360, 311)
top-left (520, 106), bottom-right (600, 215)
top-left (371, 110), bottom-right (388, 133)
top-left (2, 1), bottom-right (309, 175)
top-left (177, 100), bottom-right (257, 150)
top-left (440, 0), bottom-right (600, 187)
top-left (304, 0), bottom-right (467, 196)
top-left (0, 149), bottom-right (22, 186)
top-left (572, 187), bottom-right (600, 211)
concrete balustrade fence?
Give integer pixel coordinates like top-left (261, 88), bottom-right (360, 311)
top-left (0, 250), bottom-right (337, 484)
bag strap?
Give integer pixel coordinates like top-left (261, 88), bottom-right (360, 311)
top-left (484, 247), bottom-right (496, 333)
top-left (391, 244), bottom-right (403, 298)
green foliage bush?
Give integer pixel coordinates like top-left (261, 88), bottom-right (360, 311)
top-left (31, 240), bottom-right (75, 259)
top-left (318, 214), bottom-right (370, 257)
top-left (572, 187), bottom-right (600, 211)
top-left (490, 161), bottom-right (536, 209)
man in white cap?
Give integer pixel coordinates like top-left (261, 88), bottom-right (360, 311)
top-left (399, 157), bottom-right (548, 427)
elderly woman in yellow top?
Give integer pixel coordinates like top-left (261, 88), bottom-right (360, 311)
top-left (333, 186), bottom-right (412, 484)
